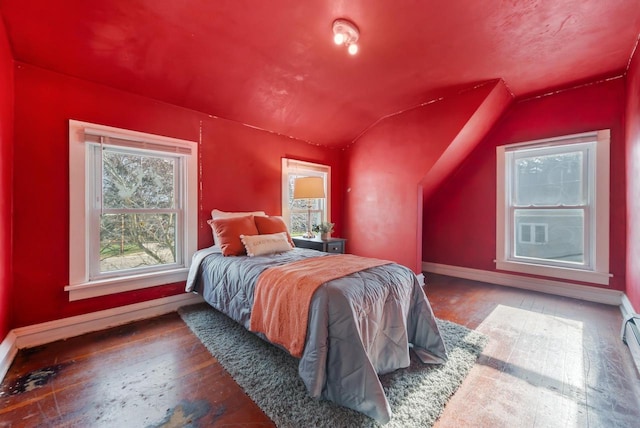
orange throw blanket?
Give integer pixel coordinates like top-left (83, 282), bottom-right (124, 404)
top-left (250, 254), bottom-right (392, 358)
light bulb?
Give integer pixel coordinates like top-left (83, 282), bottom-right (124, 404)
top-left (348, 43), bottom-right (358, 55)
top-left (334, 33), bottom-right (345, 45)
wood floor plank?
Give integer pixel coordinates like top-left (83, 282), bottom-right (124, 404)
top-left (0, 313), bottom-right (274, 427)
top-left (426, 274), bottom-right (640, 428)
top-left (1, 276), bottom-right (638, 427)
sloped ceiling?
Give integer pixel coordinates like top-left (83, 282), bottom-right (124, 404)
top-left (1, 0), bottom-right (639, 147)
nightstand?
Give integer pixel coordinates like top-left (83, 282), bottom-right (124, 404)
top-left (292, 237), bottom-right (347, 254)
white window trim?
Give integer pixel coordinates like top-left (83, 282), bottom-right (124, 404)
top-left (66, 120), bottom-right (198, 301)
top-left (281, 158), bottom-right (331, 231)
top-left (496, 130), bottom-right (611, 285)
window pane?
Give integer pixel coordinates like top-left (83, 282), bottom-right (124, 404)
top-left (514, 209), bottom-right (584, 263)
top-left (514, 151), bottom-right (584, 206)
top-left (289, 212), bottom-right (308, 236)
top-left (290, 210), bottom-right (322, 236)
top-left (103, 150), bottom-right (175, 209)
top-left (520, 224), bottom-right (532, 242)
top-left (100, 213), bottom-right (176, 273)
top-left (534, 225), bottom-right (546, 243)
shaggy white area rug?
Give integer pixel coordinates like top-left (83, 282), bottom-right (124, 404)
top-left (179, 303), bottom-right (487, 427)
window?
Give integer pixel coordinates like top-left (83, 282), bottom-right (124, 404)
top-left (281, 158), bottom-right (330, 236)
top-left (519, 223), bottom-right (548, 244)
top-left (67, 120), bottom-right (198, 300)
top-left (496, 130), bottom-right (610, 285)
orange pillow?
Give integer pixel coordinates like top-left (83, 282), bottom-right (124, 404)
top-left (208, 215), bottom-right (259, 256)
top-left (254, 216), bottom-right (295, 247)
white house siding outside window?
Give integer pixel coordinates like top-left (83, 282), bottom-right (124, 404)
top-left (496, 130), bottom-right (610, 285)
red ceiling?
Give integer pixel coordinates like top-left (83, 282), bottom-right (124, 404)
top-left (1, 0), bottom-right (639, 147)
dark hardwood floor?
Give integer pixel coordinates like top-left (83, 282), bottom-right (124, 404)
top-left (1, 275), bottom-right (639, 427)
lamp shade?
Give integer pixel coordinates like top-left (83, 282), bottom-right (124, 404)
top-left (293, 176), bottom-right (325, 199)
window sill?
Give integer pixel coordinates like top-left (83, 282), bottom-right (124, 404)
top-left (65, 268), bottom-right (189, 301)
top-left (495, 260), bottom-right (611, 285)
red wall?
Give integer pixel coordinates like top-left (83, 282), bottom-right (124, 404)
top-left (424, 78), bottom-right (627, 292)
top-left (0, 16), bottom-right (14, 341)
top-left (11, 63), bottom-right (341, 328)
top-left (344, 83), bottom-right (508, 272)
top-left (626, 45), bottom-right (640, 311)
top-left (5, 38), bottom-right (636, 334)
top-left (197, 117), bottom-right (343, 247)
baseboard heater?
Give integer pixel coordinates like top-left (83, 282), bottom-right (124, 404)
top-left (622, 315), bottom-right (640, 375)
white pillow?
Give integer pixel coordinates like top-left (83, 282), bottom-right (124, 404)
top-left (240, 232), bottom-right (293, 257)
top-left (210, 209), bottom-right (266, 246)
top-left (211, 209), bottom-right (267, 219)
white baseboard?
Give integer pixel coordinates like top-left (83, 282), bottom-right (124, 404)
top-left (0, 330), bottom-right (17, 383)
top-left (621, 294), bottom-right (638, 320)
top-left (422, 262), bottom-right (623, 306)
top-left (0, 292), bottom-right (203, 383)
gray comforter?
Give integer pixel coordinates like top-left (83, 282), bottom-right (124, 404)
top-left (185, 246), bottom-right (447, 423)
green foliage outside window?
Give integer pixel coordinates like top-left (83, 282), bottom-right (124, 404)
top-left (99, 150), bottom-right (178, 273)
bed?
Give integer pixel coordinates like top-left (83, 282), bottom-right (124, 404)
top-left (185, 241), bottom-right (448, 423)
top-left (185, 211), bottom-right (448, 422)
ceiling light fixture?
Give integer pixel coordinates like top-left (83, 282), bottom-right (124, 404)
top-left (332, 18), bottom-right (359, 55)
